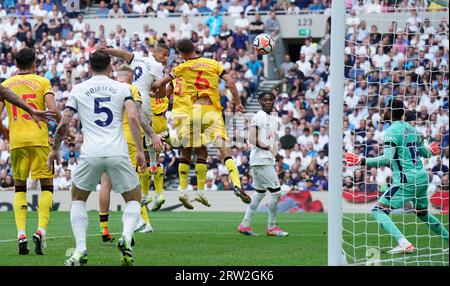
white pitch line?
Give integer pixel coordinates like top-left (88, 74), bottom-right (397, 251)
top-left (0, 231), bottom-right (331, 244)
top-left (0, 232), bottom-right (121, 244)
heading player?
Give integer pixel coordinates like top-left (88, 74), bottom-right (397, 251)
top-left (100, 44), bottom-right (169, 211)
top-left (153, 39), bottom-right (251, 207)
top-left (345, 99), bottom-right (449, 254)
top-left (0, 47), bottom-right (61, 256)
top-left (164, 75), bottom-right (210, 210)
top-left (237, 92), bottom-right (288, 237)
top-left (49, 51), bottom-right (146, 266)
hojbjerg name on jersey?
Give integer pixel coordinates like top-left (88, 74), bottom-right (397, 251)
top-left (84, 85), bottom-right (118, 97)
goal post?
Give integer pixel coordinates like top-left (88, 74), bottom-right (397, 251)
top-left (328, 0), bottom-right (346, 266)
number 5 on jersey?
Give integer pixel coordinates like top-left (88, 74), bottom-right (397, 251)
top-left (94, 97), bottom-right (113, 127)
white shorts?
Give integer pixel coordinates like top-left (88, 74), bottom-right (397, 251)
top-left (251, 165), bottom-right (280, 191)
top-left (72, 156), bottom-right (140, 193)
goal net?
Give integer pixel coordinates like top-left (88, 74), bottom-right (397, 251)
top-left (340, 1), bottom-right (449, 266)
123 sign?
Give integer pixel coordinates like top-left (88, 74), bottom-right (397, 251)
top-left (298, 18), bottom-right (313, 26)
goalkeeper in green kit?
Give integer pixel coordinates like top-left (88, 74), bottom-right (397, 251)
top-left (345, 99), bottom-right (449, 254)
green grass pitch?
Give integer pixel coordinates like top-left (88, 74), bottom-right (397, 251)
top-left (0, 212), bottom-right (447, 266)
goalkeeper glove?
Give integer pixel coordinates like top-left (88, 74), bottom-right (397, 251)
top-left (344, 152), bottom-right (365, 166)
top-left (429, 141), bottom-right (440, 156)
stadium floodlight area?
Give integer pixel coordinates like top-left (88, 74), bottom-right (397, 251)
top-left (329, 1), bottom-right (449, 266)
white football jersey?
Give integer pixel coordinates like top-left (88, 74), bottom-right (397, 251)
top-left (65, 75), bottom-right (133, 158)
top-left (249, 110), bottom-right (279, 166)
top-left (129, 52), bottom-right (164, 118)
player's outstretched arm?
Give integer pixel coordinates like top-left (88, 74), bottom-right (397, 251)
top-left (47, 108), bottom-right (75, 170)
top-left (345, 144), bottom-right (395, 167)
top-left (221, 73), bottom-right (245, 113)
top-left (98, 43), bottom-right (134, 64)
top-left (0, 85), bottom-right (55, 128)
top-left (152, 74), bottom-right (173, 91)
top-left (135, 101), bottom-right (162, 152)
top-left (124, 99), bottom-right (146, 173)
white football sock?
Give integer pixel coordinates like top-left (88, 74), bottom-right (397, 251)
top-left (122, 200), bottom-right (141, 245)
top-left (18, 230), bottom-right (26, 239)
top-left (268, 191), bottom-right (282, 229)
top-left (70, 200), bottom-right (88, 253)
top-left (398, 237), bottom-right (411, 247)
top-left (242, 192), bottom-right (266, 227)
top-left (37, 227), bottom-right (46, 236)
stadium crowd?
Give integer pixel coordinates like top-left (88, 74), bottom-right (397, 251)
top-left (0, 1), bottom-right (448, 207)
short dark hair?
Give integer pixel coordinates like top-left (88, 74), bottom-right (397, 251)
top-left (258, 91), bottom-right (275, 102)
top-left (155, 43), bottom-right (170, 52)
top-left (404, 110), bottom-right (417, 122)
top-left (176, 39), bottom-right (195, 54)
top-left (15, 48), bottom-right (35, 70)
top-left (89, 50), bottom-right (111, 72)
top-left (387, 99), bottom-right (405, 120)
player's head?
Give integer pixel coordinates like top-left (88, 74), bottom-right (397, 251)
top-left (154, 44), bottom-right (170, 65)
top-left (176, 39), bottom-right (196, 60)
top-left (385, 98), bottom-right (405, 121)
top-left (117, 64), bottom-right (133, 84)
top-left (258, 91), bottom-right (276, 114)
top-left (89, 50), bottom-right (111, 74)
top-left (15, 48), bottom-right (36, 72)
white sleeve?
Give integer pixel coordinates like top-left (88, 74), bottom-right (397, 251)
top-left (121, 84), bottom-right (134, 102)
top-left (65, 90), bottom-right (78, 112)
top-left (250, 113), bottom-right (261, 128)
top-left (129, 52), bottom-right (139, 65)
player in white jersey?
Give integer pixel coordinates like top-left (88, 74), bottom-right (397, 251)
top-left (237, 92), bottom-right (288, 237)
top-left (100, 43), bottom-right (169, 204)
top-left (47, 51), bottom-right (146, 266)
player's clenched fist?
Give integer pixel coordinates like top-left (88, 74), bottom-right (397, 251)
top-left (344, 152), bottom-right (362, 166)
top-left (429, 142), bottom-right (440, 155)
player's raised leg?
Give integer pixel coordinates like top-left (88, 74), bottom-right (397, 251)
top-left (194, 147), bottom-right (210, 207)
top-left (178, 148), bottom-right (194, 210)
top-left (415, 183), bottom-right (449, 248)
top-left (151, 163), bottom-right (166, 211)
top-left (135, 166), bottom-right (153, 233)
top-left (218, 144), bottom-right (251, 204)
top-left (99, 173), bottom-right (114, 242)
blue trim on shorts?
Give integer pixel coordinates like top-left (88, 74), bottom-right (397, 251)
top-left (383, 185), bottom-right (400, 201)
